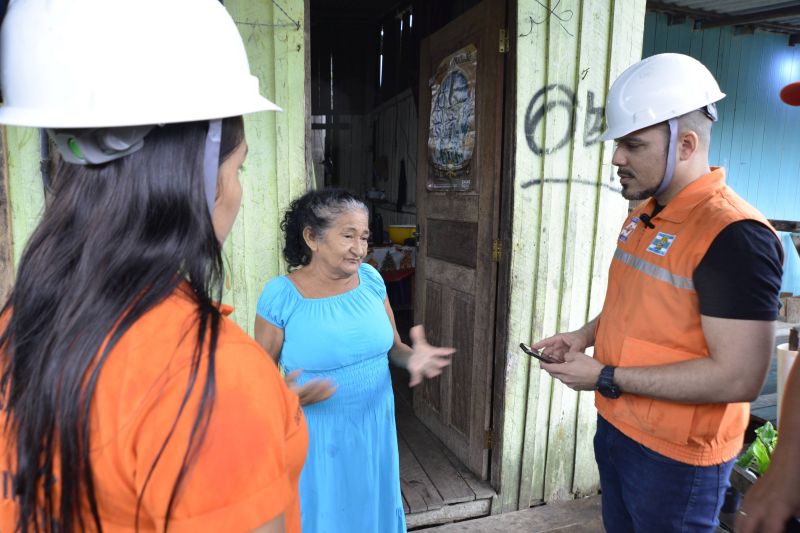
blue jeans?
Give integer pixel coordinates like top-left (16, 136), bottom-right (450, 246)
top-left (594, 415), bottom-right (734, 532)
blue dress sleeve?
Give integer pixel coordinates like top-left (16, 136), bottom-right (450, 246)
top-left (360, 263), bottom-right (387, 301)
top-left (256, 276), bottom-right (296, 329)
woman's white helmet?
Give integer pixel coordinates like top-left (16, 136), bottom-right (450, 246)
top-left (0, 0), bottom-right (280, 212)
top-left (599, 53), bottom-right (725, 142)
top-left (0, 0), bottom-right (279, 128)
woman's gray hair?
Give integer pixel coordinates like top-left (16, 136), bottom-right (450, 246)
top-left (281, 189), bottom-right (369, 268)
top-left (310, 197), bottom-right (369, 237)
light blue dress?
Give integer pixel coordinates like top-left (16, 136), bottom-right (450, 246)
top-left (256, 263), bottom-right (407, 533)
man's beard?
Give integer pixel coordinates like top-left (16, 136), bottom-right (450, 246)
top-left (619, 168), bottom-right (663, 201)
top-left (621, 181), bottom-right (660, 201)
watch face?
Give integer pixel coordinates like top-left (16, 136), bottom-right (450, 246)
top-left (597, 366), bottom-right (621, 398)
top-left (601, 385), bottom-right (621, 399)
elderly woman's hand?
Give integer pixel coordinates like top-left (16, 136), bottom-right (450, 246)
top-left (406, 325), bottom-right (455, 387)
top-left (285, 369), bottom-right (337, 406)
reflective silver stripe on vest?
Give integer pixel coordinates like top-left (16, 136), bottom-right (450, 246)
top-left (613, 249), bottom-right (695, 290)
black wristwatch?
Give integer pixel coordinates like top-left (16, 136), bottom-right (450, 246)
top-left (596, 365), bottom-right (621, 399)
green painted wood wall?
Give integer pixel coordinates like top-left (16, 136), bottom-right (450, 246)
top-left (3, 127), bottom-right (44, 273)
top-left (221, 0), bottom-right (308, 331)
top-left (496, 0), bottom-right (646, 512)
top-left (0, 0), bottom-right (308, 335)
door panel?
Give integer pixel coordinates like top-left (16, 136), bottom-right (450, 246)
top-left (422, 283), bottom-right (444, 411)
top-left (413, 0), bottom-right (505, 479)
top-left (450, 292), bottom-right (475, 435)
top-left (426, 220), bottom-right (479, 268)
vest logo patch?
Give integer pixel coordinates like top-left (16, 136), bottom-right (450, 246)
top-left (646, 232), bottom-right (676, 256)
top-left (619, 217), bottom-right (639, 242)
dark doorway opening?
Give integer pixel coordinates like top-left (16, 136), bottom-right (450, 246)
top-left (309, 1), bottom-right (499, 528)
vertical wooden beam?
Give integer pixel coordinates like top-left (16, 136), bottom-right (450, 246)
top-left (496, 0), bottom-right (549, 514)
top-left (0, 127), bottom-right (13, 302)
top-left (221, 0), bottom-right (308, 334)
top-left (5, 126), bottom-right (45, 274)
top-left (490, 0), bottom-right (519, 502)
top-left (304, 0), bottom-right (314, 191)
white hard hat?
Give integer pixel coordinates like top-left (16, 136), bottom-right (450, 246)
top-left (0, 0), bottom-right (281, 129)
top-left (599, 53), bottom-right (724, 141)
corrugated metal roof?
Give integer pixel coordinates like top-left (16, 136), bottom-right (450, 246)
top-left (647, 0), bottom-right (800, 37)
top-left (660, 0), bottom-right (797, 12)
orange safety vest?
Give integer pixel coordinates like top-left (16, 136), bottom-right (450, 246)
top-left (595, 168), bottom-right (778, 466)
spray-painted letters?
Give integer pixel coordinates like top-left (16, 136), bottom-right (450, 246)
top-left (524, 84), bottom-right (605, 156)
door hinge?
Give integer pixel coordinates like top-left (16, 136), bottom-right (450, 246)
top-left (484, 429), bottom-right (494, 449)
top-left (492, 239), bottom-right (503, 262)
top-left (499, 28), bottom-right (510, 53)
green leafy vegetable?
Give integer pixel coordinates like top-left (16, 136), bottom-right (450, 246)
top-left (736, 421), bottom-right (778, 476)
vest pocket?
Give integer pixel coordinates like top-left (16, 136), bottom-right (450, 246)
top-left (614, 336), bottom-right (705, 446)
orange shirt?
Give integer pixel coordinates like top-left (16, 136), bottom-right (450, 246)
top-left (0, 285), bottom-right (307, 532)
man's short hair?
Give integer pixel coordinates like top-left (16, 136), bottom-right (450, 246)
top-left (677, 109), bottom-right (713, 148)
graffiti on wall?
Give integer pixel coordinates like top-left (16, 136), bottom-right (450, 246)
top-left (520, 82), bottom-right (621, 193)
top-left (520, 176), bottom-right (621, 193)
top-left (523, 83), bottom-right (605, 156)
top-left (519, 0), bottom-right (575, 38)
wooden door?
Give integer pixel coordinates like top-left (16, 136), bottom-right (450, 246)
top-left (413, 0), bottom-right (505, 480)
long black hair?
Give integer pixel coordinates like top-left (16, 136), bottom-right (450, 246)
top-left (281, 188), bottom-right (368, 269)
top-left (0, 116), bottom-right (244, 532)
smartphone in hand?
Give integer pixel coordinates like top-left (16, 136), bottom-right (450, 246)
top-left (519, 342), bottom-right (559, 364)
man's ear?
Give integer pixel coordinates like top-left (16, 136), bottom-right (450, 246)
top-left (677, 130), bottom-right (700, 161)
top-left (303, 226), bottom-right (317, 252)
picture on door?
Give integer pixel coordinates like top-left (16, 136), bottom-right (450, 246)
top-left (427, 44), bottom-right (477, 191)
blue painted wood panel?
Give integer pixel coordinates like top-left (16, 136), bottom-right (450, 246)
top-left (643, 12), bottom-right (800, 222)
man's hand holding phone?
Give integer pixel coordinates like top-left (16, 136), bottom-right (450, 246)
top-left (528, 326), bottom-right (594, 363)
top-left (525, 327), bottom-right (606, 391)
top-left (519, 343), bottom-right (560, 364)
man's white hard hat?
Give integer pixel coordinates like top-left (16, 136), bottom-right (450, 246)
top-left (600, 53), bottom-right (725, 141)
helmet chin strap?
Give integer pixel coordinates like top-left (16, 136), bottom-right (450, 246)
top-left (202, 119), bottom-right (222, 215)
top-left (654, 117), bottom-right (679, 198)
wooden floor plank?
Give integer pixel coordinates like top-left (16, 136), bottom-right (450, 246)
top-left (416, 495), bottom-right (601, 532)
top-left (396, 400), bottom-right (476, 505)
top-left (398, 433), bottom-right (445, 513)
top-left (406, 499), bottom-right (491, 530)
top-left (439, 443), bottom-right (496, 500)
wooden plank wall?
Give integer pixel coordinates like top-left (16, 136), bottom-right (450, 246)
top-left (643, 12), bottom-right (800, 221)
top-left (331, 89), bottom-right (418, 227)
top-left (0, 128), bottom-right (13, 302)
top-left (310, 115), bottom-right (326, 189)
top-left (372, 90), bottom-right (418, 227)
top-left (330, 114), bottom-right (370, 193)
top-left (3, 127), bottom-right (45, 273)
top-left (496, 0), bottom-right (644, 512)
top-left (217, 0), bottom-right (308, 333)
top-left (1, 0), bottom-right (308, 336)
